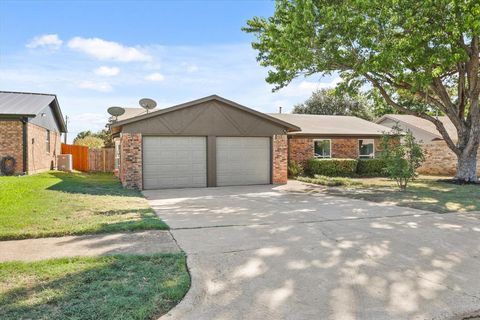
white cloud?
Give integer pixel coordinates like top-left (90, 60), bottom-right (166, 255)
top-left (145, 72), bottom-right (165, 81)
top-left (94, 66), bottom-right (120, 77)
top-left (26, 34), bottom-right (63, 50)
top-left (78, 80), bottom-right (113, 92)
top-left (181, 62), bottom-right (199, 73)
top-left (67, 37), bottom-right (151, 62)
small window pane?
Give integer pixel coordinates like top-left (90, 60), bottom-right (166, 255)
top-left (46, 130), bottom-right (50, 153)
top-left (314, 140), bottom-right (331, 158)
top-left (359, 139), bottom-right (374, 158)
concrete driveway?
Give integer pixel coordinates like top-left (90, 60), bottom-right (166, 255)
top-left (144, 181), bottom-right (480, 320)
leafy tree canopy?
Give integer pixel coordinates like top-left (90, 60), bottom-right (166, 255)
top-left (73, 129), bottom-right (113, 148)
top-left (74, 136), bottom-right (105, 149)
top-left (244, 0), bottom-right (480, 181)
top-left (293, 89), bottom-right (373, 120)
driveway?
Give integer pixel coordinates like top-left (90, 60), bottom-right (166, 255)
top-left (144, 181), bottom-right (480, 320)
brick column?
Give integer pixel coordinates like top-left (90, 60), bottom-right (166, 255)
top-left (272, 134), bottom-right (288, 184)
top-left (120, 133), bottom-right (142, 189)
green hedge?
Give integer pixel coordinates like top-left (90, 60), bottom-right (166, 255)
top-left (306, 158), bottom-right (386, 177)
top-left (356, 159), bottom-right (387, 177)
top-left (307, 158), bottom-right (358, 177)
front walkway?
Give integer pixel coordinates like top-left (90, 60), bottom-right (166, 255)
top-left (0, 230), bottom-right (180, 262)
top-left (145, 181), bottom-right (480, 320)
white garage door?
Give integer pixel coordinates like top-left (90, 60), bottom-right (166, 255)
top-left (216, 137), bottom-right (271, 187)
top-left (143, 137), bottom-right (207, 189)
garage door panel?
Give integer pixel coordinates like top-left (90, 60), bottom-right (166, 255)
top-left (216, 137), bottom-right (270, 187)
top-left (143, 137), bottom-right (207, 189)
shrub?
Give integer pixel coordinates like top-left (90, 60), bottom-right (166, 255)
top-left (380, 126), bottom-right (425, 190)
top-left (357, 159), bottom-right (387, 177)
top-left (288, 161), bottom-right (304, 178)
top-left (297, 175), bottom-right (360, 187)
top-left (307, 158), bottom-right (358, 177)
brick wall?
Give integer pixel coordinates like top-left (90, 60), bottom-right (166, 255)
top-left (288, 137), bottom-right (313, 166)
top-left (0, 120), bottom-right (24, 174)
top-left (288, 136), bottom-right (382, 165)
top-left (120, 133), bottom-right (142, 189)
top-left (27, 123), bottom-right (60, 174)
top-left (417, 140), bottom-right (480, 176)
top-left (272, 134), bottom-right (288, 184)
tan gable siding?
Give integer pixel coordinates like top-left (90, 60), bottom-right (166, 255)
top-left (122, 100), bottom-right (287, 136)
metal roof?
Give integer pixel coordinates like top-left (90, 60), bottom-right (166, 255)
top-left (268, 114), bottom-right (392, 136)
top-left (0, 91), bottom-right (67, 132)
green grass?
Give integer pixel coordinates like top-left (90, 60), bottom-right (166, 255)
top-left (316, 175), bottom-right (480, 213)
top-left (0, 171), bottom-right (168, 240)
top-left (0, 254), bottom-right (190, 320)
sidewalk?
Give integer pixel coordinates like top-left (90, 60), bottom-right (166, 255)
top-left (0, 230), bottom-right (181, 262)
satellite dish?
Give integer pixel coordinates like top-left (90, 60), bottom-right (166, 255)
top-left (139, 98), bottom-right (157, 113)
top-left (107, 106), bottom-right (125, 121)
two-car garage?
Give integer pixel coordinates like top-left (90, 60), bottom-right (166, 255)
top-left (142, 136), bottom-right (271, 189)
top-left (112, 95), bottom-right (299, 190)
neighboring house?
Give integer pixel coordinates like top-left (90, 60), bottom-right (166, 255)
top-left (376, 114), bottom-right (458, 143)
top-left (376, 114), bottom-right (480, 175)
top-left (268, 114), bottom-right (391, 167)
top-left (0, 91), bottom-right (67, 175)
top-left (110, 95), bottom-right (300, 189)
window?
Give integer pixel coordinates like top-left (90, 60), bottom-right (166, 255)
top-left (359, 139), bottom-right (374, 158)
top-left (114, 140), bottom-right (120, 170)
top-left (314, 139), bottom-right (331, 158)
top-left (46, 130), bottom-right (50, 153)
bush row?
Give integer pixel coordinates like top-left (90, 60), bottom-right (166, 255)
top-left (306, 158), bottom-right (387, 177)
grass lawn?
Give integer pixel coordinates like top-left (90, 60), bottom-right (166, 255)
top-left (0, 171), bottom-right (168, 240)
top-left (0, 254), bottom-right (189, 320)
top-left (300, 175), bottom-right (480, 213)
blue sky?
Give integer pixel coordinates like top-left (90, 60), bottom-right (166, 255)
top-left (0, 0), bottom-right (339, 142)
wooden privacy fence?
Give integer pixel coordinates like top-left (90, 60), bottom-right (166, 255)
top-left (61, 144), bottom-right (114, 172)
top-left (89, 148), bottom-right (115, 172)
top-left (61, 144), bottom-right (89, 171)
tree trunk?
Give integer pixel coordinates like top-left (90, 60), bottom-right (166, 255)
top-left (455, 149), bottom-right (478, 182)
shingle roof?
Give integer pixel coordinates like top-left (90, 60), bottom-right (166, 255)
top-left (115, 108), bottom-right (150, 122)
top-left (0, 91), bottom-right (56, 116)
top-left (0, 91), bottom-right (67, 132)
top-left (268, 114), bottom-right (392, 136)
top-left (376, 114), bottom-right (457, 141)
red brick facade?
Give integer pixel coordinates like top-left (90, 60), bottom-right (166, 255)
top-left (0, 120), bottom-right (61, 175)
top-left (27, 123), bottom-right (61, 174)
top-left (288, 136), bottom-right (383, 166)
top-left (272, 134), bottom-right (288, 184)
top-left (0, 120), bottom-right (24, 174)
top-left (120, 133), bottom-right (143, 189)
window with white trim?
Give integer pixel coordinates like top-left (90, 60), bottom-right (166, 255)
top-left (314, 139), bottom-right (331, 158)
top-left (46, 130), bottom-right (51, 153)
top-left (358, 139), bottom-right (375, 158)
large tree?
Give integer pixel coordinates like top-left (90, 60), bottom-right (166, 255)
top-left (293, 89), bottom-right (373, 120)
top-left (244, 0), bottom-right (480, 182)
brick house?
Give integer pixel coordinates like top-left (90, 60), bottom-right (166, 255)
top-left (0, 91), bottom-right (67, 175)
top-left (376, 114), bottom-right (480, 175)
top-left (110, 95), bottom-right (396, 190)
top-left (110, 95), bottom-right (299, 189)
top-left (268, 114), bottom-right (391, 167)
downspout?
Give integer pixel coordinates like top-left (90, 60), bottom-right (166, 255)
top-left (22, 117), bottom-right (28, 174)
